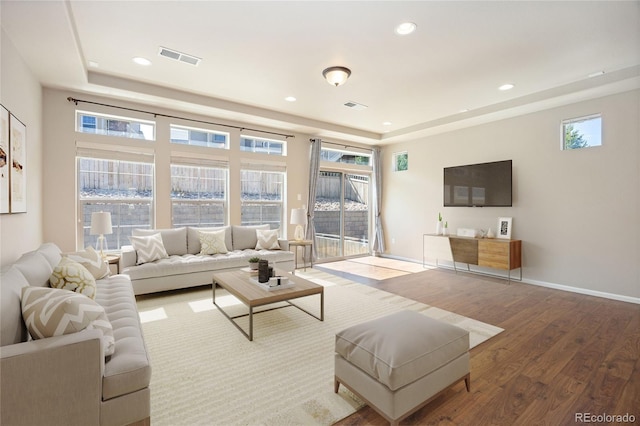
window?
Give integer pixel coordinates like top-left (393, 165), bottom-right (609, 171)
top-left (240, 167), bottom-right (285, 229)
top-left (320, 147), bottom-right (371, 166)
top-left (562, 114), bottom-right (602, 150)
top-left (171, 161), bottom-right (228, 227)
top-left (393, 151), bottom-right (408, 171)
top-left (76, 111), bottom-right (155, 140)
top-left (78, 156), bottom-right (154, 251)
top-left (240, 136), bottom-right (285, 156)
top-left (170, 125), bottom-right (228, 149)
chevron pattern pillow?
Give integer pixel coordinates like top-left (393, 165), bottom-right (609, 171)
top-left (199, 229), bottom-right (229, 255)
top-left (21, 286), bottom-right (115, 357)
top-left (130, 233), bottom-right (168, 264)
top-left (256, 229), bottom-right (281, 250)
top-left (49, 257), bottom-right (97, 299)
top-left (65, 246), bottom-right (110, 279)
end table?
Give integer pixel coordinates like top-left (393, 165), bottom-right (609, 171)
top-left (105, 254), bottom-right (121, 274)
top-left (288, 240), bottom-right (313, 271)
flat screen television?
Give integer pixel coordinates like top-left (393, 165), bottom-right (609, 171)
top-left (443, 160), bottom-right (512, 207)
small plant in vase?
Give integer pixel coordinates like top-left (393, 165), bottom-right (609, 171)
top-left (248, 257), bottom-right (260, 270)
top-left (436, 213), bottom-right (444, 235)
top-left (443, 221), bottom-right (449, 236)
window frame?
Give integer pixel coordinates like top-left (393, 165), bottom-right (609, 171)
top-left (170, 124), bottom-right (229, 150)
top-left (240, 166), bottom-right (286, 230)
top-left (75, 110), bottom-right (156, 140)
top-left (561, 114), bottom-right (602, 150)
top-left (240, 135), bottom-right (286, 156)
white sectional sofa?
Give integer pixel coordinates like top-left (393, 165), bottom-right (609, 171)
top-left (120, 225), bottom-right (295, 295)
top-left (0, 243), bottom-right (151, 426)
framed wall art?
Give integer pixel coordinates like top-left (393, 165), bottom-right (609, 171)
top-left (497, 217), bottom-right (512, 239)
top-left (0, 105), bottom-right (9, 214)
top-left (9, 113), bottom-right (26, 213)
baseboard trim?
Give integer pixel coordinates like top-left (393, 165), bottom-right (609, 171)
top-left (379, 255), bottom-right (640, 305)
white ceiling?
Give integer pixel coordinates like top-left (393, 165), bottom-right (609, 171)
top-left (2, 1), bottom-right (639, 145)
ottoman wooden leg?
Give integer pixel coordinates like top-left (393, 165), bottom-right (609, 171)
top-left (464, 373), bottom-right (471, 392)
top-left (334, 377), bottom-right (340, 393)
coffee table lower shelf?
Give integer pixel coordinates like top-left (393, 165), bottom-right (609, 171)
top-left (212, 270), bottom-right (324, 341)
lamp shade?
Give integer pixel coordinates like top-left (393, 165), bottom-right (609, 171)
top-left (90, 212), bottom-right (113, 235)
top-left (290, 208), bottom-right (307, 225)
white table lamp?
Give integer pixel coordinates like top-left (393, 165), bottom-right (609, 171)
top-left (90, 211), bottom-right (113, 259)
top-left (290, 208), bottom-right (307, 241)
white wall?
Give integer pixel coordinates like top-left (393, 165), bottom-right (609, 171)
top-left (381, 90), bottom-right (639, 300)
top-left (41, 88), bottom-right (312, 253)
top-left (0, 29), bottom-right (43, 266)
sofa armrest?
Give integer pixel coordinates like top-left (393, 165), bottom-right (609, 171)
top-left (278, 239), bottom-right (290, 251)
top-left (1, 329), bottom-right (104, 425)
top-left (120, 245), bottom-right (137, 270)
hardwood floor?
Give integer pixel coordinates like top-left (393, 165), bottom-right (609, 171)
top-left (327, 261), bottom-right (639, 426)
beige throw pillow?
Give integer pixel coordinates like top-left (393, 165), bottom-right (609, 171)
top-left (49, 257), bottom-right (97, 299)
top-left (65, 246), bottom-right (110, 279)
top-left (199, 229), bottom-right (229, 255)
top-left (256, 229), bottom-right (280, 250)
top-left (21, 286), bottom-right (115, 357)
top-left (130, 233), bottom-right (168, 264)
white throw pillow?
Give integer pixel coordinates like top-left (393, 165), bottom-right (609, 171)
top-left (256, 229), bottom-right (281, 250)
top-left (130, 233), bottom-right (168, 264)
top-left (199, 229), bottom-right (229, 255)
top-left (49, 257), bottom-right (97, 300)
top-left (21, 286), bottom-right (115, 357)
top-left (65, 246), bottom-right (110, 279)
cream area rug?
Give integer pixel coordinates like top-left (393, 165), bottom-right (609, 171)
top-left (136, 268), bottom-right (503, 426)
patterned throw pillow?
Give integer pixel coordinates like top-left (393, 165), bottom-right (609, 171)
top-left (49, 257), bottom-right (97, 299)
top-left (21, 286), bottom-right (115, 357)
top-left (129, 233), bottom-right (168, 264)
top-left (256, 229), bottom-right (281, 250)
top-left (199, 229), bottom-right (229, 255)
top-left (65, 246), bottom-right (110, 279)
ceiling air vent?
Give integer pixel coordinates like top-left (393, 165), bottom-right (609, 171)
top-left (344, 101), bottom-right (368, 111)
top-left (158, 47), bottom-right (201, 66)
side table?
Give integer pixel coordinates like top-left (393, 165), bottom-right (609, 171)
top-left (105, 254), bottom-right (121, 274)
top-left (288, 240), bottom-right (313, 271)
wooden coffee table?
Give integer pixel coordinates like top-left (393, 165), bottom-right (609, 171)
top-left (212, 269), bottom-right (324, 341)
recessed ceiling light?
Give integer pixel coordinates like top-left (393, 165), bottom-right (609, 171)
top-left (133, 57), bottom-right (152, 66)
top-left (459, 109), bottom-right (470, 113)
top-left (395, 22), bottom-right (417, 35)
top-left (498, 83), bottom-right (514, 91)
top-left (383, 121), bottom-right (392, 126)
top-left (588, 71), bottom-right (605, 78)
top-left (285, 96), bottom-right (297, 102)
top-left (88, 60), bottom-right (99, 68)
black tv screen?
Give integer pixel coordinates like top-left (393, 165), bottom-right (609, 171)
top-left (443, 160), bottom-right (512, 207)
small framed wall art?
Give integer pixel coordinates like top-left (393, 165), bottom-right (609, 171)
top-left (9, 112), bottom-right (26, 213)
top-left (497, 217), bottom-right (512, 239)
top-left (0, 105), bottom-right (9, 214)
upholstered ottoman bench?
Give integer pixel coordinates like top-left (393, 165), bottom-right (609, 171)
top-left (334, 310), bottom-right (470, 425)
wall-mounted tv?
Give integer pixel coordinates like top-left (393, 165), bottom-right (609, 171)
top-left (443, 160), bottom-right (512, 207)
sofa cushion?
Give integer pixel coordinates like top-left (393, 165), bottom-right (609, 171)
top-left (133, 227), bottom-right (187, 256)
top-left (49, 257), bottom-right (98, 299)
top-left (256, 229), bottom-right (281, 250)
top-left (96, 275), bottom-right (152, 400)
top-left (0, 266), bottom-right (30, 346)
top-left (130, 233), bottom-right (169, 264)
top-left (232, 225), bottom-right (269, 250)
top-left (65, 246), bottom-right (110, 280)
top-left (13, 250), bottom-right (59, 288)
top-left (187, 226), bottom-right (231, 254)
top-left (335, 310), bottom-right (469, 391)
top-left (21, 286), bottom-right (115, 356)
top-left (199, 229), bottom-right (229, 255)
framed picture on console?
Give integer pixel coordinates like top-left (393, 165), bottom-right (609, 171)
top-left (497, 217), bottom-right (512, 239)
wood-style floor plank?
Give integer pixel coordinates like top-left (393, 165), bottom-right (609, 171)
top-left (331, 266), bottom-right (640, 426)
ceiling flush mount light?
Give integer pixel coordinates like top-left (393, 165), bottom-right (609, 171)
top-left (499, 83), bottom-right (515, 91)
top-left (395, 22), bottom-right (417, 35)
top-left (132, 57), bottom-right (152, 66)
top-left (322, 66), bottom-right (351, 87)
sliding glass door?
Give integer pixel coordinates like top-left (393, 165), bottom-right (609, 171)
top-left (314, 171), bottom-right (370, 261)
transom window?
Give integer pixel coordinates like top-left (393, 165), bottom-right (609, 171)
top-left (76, 110), bottom-right (155, 140)
top-left (562, 114), bottom-right (602, 150)
top-left (170, 125), bottom-right (228, 149)
top-left (240, 136), bottom-right (285, 156)
top-left (320, 147), bottom-right (371, 166)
